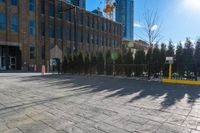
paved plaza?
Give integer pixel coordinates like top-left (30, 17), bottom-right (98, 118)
top-left (0, 73), bottom-right (200, 133)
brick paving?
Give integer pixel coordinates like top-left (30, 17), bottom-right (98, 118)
top-left (0, 73), bottom-right (200, 133)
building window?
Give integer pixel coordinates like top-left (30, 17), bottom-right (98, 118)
top-left (87, 16), bottom-right (90, 27)
top-left (77, 29), bottom-right (81, 42)
top-left (81, 29), bottom-right (83, 42)
top-left (92, 17), bottom-right (95, 28)
top-left (71, 11), bottom-right (74, 22)
top-left (104, 22), bottom-right (107, 31)
top-left (65, 28), bottom-right (69, 40)
top-left (87, 32), bottom-right (90, 43)
top-left (10, 16), bottom-right (18, 32)
top-left (41, 22), bottom-right (45, 36)
top-left (91, 34), bottom-right (94, 44)
top-left (49, 0), bottom-right (55, 17)
top-left (57, 1), bottom-right (62, 19)
top-left (101, 20), bottom-right (104, 31)
top-left (58, 21), bottom-right (62, 39)
top-left (29, 20), bottom-right (35, 35)
top-left (29, 46), bottom-right (35, 59)
top-left (112, 39), bottom-right (115, 47)
top-left (29, 0), bottom-right (35, 12)
top-left (113, 25), bottom-right (116, 35)
top-left (11, 0), bottom-right (18, 6)
top-left (65, 10), bottom-right (71, 21)
top-left (50, 21), bottom-right (55, 38)
top-left (94, 19), bottom-right (97, 29)
top-left (70, 29), bottom-right (75, 41)
top-left (80, 12), bottom-right (83, 25)
top-left (0, 14), bottom-right (6, 31)
top-left (102, 36), bottom-right (104, 46)
top-left (108, 22), bottom-right (110, 33)
top-left (69, 28), bottom-right (72, 41)
top-left (41, 0), bottom-right (45, 14)
top-left (97, 34), bottom-right (99, 45)
top-left (99, 20), bottom-right (102, 30)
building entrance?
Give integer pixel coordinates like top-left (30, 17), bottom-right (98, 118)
top-left (50, 58), bottom-right (61, 73)
top-left (10, 57), bottom-right (16, 70)
top-left (0, 46), bottom-right (21, 70)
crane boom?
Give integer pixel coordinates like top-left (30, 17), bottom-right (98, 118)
top-left (103, 0), bottom-right (116, 20)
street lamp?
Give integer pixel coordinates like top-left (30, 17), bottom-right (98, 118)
top-left (22, 31), bottom-right (28, 70)
top-left (57, 0), bottom-right (77, 57)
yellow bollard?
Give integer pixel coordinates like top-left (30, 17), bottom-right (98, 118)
top-left (168, 64), bottom-right (172, 79)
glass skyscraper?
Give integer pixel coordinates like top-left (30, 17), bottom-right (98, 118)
top-left (64, 0), bottom-right (86, 9)
top-left (116, 0), bottom-right (134, 40)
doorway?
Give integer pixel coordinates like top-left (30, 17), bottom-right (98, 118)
top-left (50, 58), bottom-right (61, 73)
top-left (10, 57), bottom-right (16, 70)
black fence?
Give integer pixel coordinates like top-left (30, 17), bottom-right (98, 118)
top-left (62, 62), bottom-right (200, 81)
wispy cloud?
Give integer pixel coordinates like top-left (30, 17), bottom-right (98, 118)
top-left (134, 22), bottom-right (143, 28)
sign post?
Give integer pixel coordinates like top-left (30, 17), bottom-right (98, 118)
top-left (166, 57), bottom-right (174, 80)
top-left (169, 64), bottom-right (172, 79)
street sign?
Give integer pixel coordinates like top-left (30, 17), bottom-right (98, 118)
top-left (166, 57), bottom-right (174, 64)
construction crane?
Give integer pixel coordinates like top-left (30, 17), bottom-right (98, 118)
top-left (97, 0), bottom-right (102, 11)
top-left (103, 0), bottom-right (116, 20)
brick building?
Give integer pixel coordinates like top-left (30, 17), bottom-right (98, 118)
top-left (122, 40), bottom-right (149, 59)
top-left (0, 0), bottom-right (123, 71)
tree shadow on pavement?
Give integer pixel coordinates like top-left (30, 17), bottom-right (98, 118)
top-left (20, 74), bottom-right (200, 109)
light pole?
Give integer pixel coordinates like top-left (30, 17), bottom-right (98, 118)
top-left (22, 32), bottom-right (26, 70)
top-left (57, 0), bottom-right (77, 57)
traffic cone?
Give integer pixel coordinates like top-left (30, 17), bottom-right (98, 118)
top-left (34, 64), bottom-right (37, 72)
top-left (42, 65), bottom-right (46, 76)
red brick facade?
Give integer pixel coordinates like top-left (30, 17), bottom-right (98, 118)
top-left (0, 0), bottom-right (123, 71)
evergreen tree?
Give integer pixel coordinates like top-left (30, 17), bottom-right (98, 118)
top-left (124, 49), bottom-right (133, 77)
top-left (115, 50), bottom-right (122, 64)
top-left (97, 51), bottom-right (104, 74)
top-left (72, 54), bottom-right (78, 73)
top-left (166, 40), bottom-right (175, 57)
top-left (160, 43), bottom-right (167, 68)
top-left (62, 56), bottom-right (68, 73)
top-left (106, 50), bottom-right (112, 75)
top-left (134, 50), bottom-right (146, 76)
top-left (146, 46), bottom-right (153, 78)
top-left (90, 53), bottom-right (97, 74)
top-left (77, 52), bottom-right (84, 73)
top-left (124, 50), bottom-right (133, 64)
top-left (84, 54), bottom-right (90, 74)
top-left (68, 55), bottom-right (73, 73)
top-left (134, 50), bottom-right (145, 64)
top-left (194, 39), bottom-right (200, 74)
top-left (115, 50), bottom-right (123, 75)
top-left (152, 44), bottom-right (161, 73)
top-left (146, 47), bottom-right (153, 64)
top-left (175, 42), bottom-right (184, 75)
top-left (183, 38), bottom-right (194, 72)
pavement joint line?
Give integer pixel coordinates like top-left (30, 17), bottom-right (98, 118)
top-left (39, 119), bottom-right (60, 132)
top-left (182, 106), bottom-right (194, 126)
top-left (75, 113), bottom-right (134, 133)
top-left (16, 127), bottom-right (25, 133)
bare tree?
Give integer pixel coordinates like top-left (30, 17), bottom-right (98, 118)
top-left (137, 9), bottom-right (163, 46)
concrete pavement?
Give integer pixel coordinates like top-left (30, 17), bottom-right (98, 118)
top-left (0, 73), bottom-right (200, 133)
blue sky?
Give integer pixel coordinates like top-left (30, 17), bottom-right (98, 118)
top-left (87, 0), bottom-right (200, 44)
